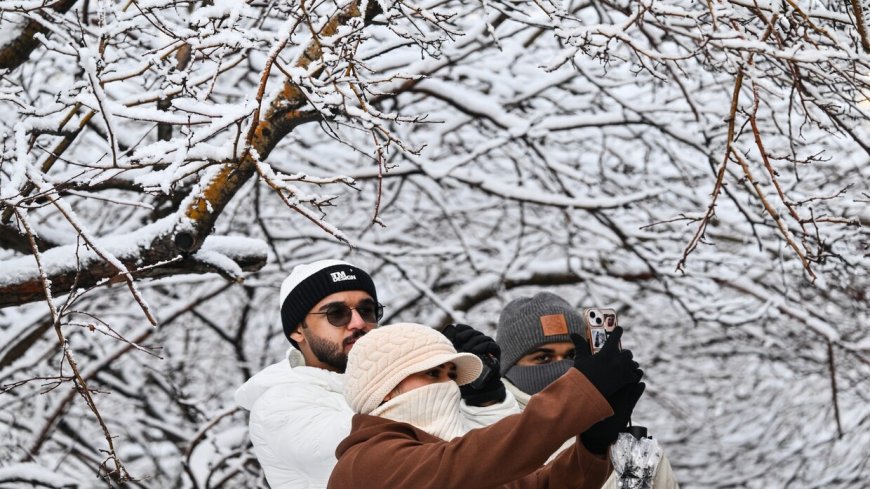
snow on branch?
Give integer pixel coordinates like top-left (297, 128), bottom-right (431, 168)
top-left (0, 0), bottom-right (867, 486)
top-left (0, 218), bottom-right (268, 307)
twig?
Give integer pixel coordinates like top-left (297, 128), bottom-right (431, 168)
top-left (677, 14), bottom-right (782, 273)
top-left (371, 129), bottom-right (385, 226)
top-left (741, 81), bottom-right (816, 280)
top-left (676, 68), bottom-right (743, 273)
top-left (705, 0), bottom-right (718, 31)
top-left (827, 341), bottom-right (843, 438)
top-left (728, 148), bottom-right (816, 281)
top-left (14, 208), bottom-right (131, 482)
top-left (1, 375), bottom-right (74, 394)
top-left (749, 83), bottom-right (803, 229)
top-left (784, 0), bottom-right (839, 46)
top-left (1, 106), bottom-right (96, 224)
top-left (183, 406), bottom-right (240, 468)
top-left (244, 15), bottom-right (303, 150)
top-left (38, 182), bottom-right (157, 325)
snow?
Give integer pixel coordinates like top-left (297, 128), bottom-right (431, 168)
top-left (0, 221), bottom-right (162, 287)
top-left (0, 463), bottom-right (83, 487)
top-left (1, 0), bottom-right (868, 487)
top-left (0, 124), bottom-right (29, 200)
top-left (194, 236), bottom-right (270, 279)
top-left (0, 14), bottom-right (26, 48)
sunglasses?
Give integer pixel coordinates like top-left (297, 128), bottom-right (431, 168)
top-left (308, 300), bottom-right (384, 327)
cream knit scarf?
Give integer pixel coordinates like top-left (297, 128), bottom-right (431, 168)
top-left (370, 381), bottom-right (466, 441)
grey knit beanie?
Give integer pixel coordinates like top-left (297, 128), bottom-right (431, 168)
top-left (496, 292), bottom-right (586, 374)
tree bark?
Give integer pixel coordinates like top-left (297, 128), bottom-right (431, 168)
top-left (0, 0), bottom-right (80, 71)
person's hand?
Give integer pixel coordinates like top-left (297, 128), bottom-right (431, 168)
top-left (580, 382), bottom-right (645, 455)
top-left (442, 324), bottom-right (506, 406)
top-left (442, 323), bottom-right (501, 359)
top-left (570, 327), bottom-right (642, 399)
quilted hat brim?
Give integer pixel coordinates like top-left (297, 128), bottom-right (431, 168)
top-left (403, 350), bottom-right (483, 387)
top-left (344, 322), bottom-right (486, 414)
top-left (355, 350), bottom-right (482, 414)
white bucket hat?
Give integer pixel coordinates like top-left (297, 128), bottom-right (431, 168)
top-left (343, 322), bottom-right (483, 414)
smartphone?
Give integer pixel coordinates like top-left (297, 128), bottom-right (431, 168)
top-left (583, 308), bottom-right (620, 354)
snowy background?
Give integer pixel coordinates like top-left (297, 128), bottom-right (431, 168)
top-left (1, 0), bottom-right (869, 487)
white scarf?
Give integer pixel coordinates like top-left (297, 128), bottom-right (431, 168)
top-left (370, 381), bottom-right (466, 440)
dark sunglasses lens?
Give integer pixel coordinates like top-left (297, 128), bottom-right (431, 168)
top-left (325, 305), bottom-right (353, 327)
top-left (356, 303), bottom-right (383, 323)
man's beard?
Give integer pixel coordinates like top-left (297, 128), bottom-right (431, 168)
top-left (304, 329), bottom-right (366, 373)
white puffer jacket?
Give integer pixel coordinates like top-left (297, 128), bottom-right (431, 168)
top-left (235, 348), bottom-right (349, 489)
top-left (235, 348), bottom-right (521, 489)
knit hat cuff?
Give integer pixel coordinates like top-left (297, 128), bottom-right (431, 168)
top-left (501, 331), bottom-right (574, 374)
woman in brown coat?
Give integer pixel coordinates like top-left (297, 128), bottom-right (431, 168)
top-left (327, 322), bottom-right (644, 489)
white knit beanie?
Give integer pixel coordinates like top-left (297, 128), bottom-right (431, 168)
top-left (344, 323), bottom-right (483, 414)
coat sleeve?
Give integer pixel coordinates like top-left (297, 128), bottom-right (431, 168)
top-left (333, 369), bottom-right (613, 489)
top-left (525, 437), bottom-right (612, 489)
top-left (249, 382), bottom-right (353, 486)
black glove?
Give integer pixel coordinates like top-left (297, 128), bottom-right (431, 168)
top-left (442, 324), bottom-right (506, 406)
top-left (570, 327), bottom-right (642, 399)
top-left (580, 382), bottom-right (646, 454)
top-left (442, 323), bottom-right (501, 358)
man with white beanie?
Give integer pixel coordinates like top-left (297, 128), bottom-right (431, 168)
top-left (234, 259), bottom-right (518, 489)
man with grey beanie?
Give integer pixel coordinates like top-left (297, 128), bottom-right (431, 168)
top-left (496, 291), bottom-right (681, 489)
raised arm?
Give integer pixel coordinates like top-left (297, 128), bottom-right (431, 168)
top-left (333, 369), bottom-right (612, 489)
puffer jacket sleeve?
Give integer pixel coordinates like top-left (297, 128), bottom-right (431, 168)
top-left (249, 381), bottom-right (354, 488)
